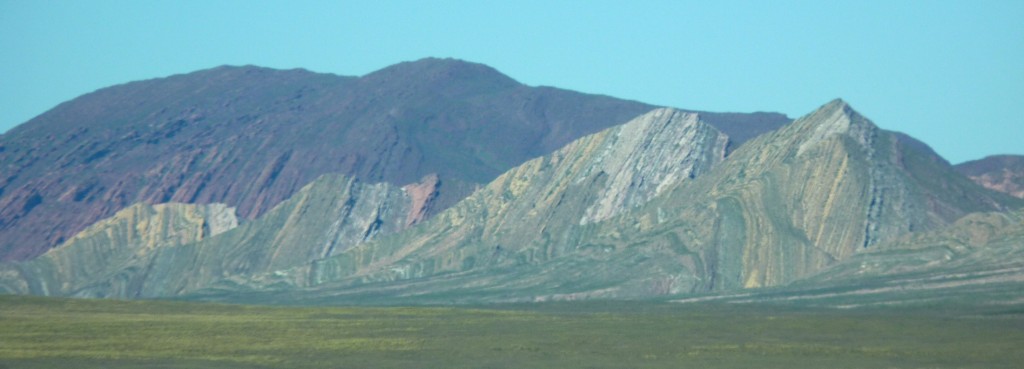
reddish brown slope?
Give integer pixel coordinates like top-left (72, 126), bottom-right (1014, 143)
top-left (955, 155), bottom-right (1024, 198)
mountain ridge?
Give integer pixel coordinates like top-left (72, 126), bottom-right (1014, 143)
top-left (219, 99), bottom-right (1021, 304)
top-left (0, 58), bottom-right (791, 261)
top-left (3, 99), bottom-right (1021, 306)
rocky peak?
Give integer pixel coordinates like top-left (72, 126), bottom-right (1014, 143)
top-left (578, 108), bottom-right (728, 223)
top-left (794, 99), bottom-right (876, 156)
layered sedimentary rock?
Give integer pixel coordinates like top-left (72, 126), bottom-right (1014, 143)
top-left (9, 99), bottom-right (1015, 305)
top-left (693, 208), bottom-right (1024, 308)
top-left (603, 99), bottom-right (1022, 292)
top-left (0, 203), bottom-right (238, 296)
top-left (805, 208), bottom-right (1024, 287)
top-left (0, 173), bottom-right (432, 298)
top-left (265, 108), bottom-right (730, 291)
top-left (228, 100), bottom-right (1020, 304)
top-left (956, 155), bottom-right (1024, 198)
top-left (0, 58), bottom-right (789, 262)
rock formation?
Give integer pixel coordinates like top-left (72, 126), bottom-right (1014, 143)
top-left (0, 203), bottom-right (237, 296)
top-left (0, 174), bottom-right (434, 298)
top-left (0, 58), bottom-right (789, 261)
top-left (238, 100), bottom-right (1021, 304)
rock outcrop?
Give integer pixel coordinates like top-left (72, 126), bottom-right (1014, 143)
top-left (10, 99), bottom-right (1010, 306)
top-left (230, 100), bottom-right (1021, 304)
top-left (698, 208), bottom-right (1024, 308)
top-left (573, 99), bottom-right (1022, 294)
top-left (0, 173), bottom-right (436, 298)
top-left (273, 108), bottom-right (730, 291)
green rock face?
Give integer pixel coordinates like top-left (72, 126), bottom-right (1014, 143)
top-left (0, 174), bottom-right (430, 298)
top-left (0, 203), bottom-right (238, 297)
top-left (288, 109), bottom-right (728, 289)
top-left (4, 100), bottom-right (1021, 305)
top-left (242, 100), bottom-right (1020, 304)
top-left (613, 99), bottom-right (1022, 291)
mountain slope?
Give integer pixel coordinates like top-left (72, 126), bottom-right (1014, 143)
top-left (0, 58), bottom-right (790, 261)
top-left (955, 155), bottom-right (1024, 198)
top-left (592, 99), bottom-right (1024, 291)
top-left (0, 202), bottom-right (237, 297)
top-left (0, 173), bottom-right (427, 298)
top-left (204, 99), bottom-right (1022, 304)
top-left (677, 208), bottom-right (1024, 308)
top-left (187, 108), bottom-right (728, 300)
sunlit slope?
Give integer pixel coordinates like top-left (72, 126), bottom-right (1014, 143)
top-left (787, 208), bottom-right (1024, 306)
top-left (581, 99), bottom-right (1022, 292)
top-left (1, 174), bottom-right (423, 298)
top-left (673, 209), bottom-right (1024, 308)
top-left (222, 108), bottom-right (729, 297)
top-left (210, 100), bottom-right (1021, 303)
top-left (0, 203), bottom-right (237, 296)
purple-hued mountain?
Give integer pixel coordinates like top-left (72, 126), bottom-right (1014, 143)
top-left (0, 58), bottom-right (789, 261)
top-left (955, 155), bottom-right (1024, 198)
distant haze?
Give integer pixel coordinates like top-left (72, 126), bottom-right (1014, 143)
top-left (1, 0), bottom-right (1022, 163)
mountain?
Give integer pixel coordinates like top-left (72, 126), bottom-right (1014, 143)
top-left (208, 100), bottom-right (1021, 304)
top-left (0, 108), bottom-right (728, 298)
top-left (0, 58), bottom-right (790, 261)
top-left (611, 99), bottom-right (1024, 291)
top-left (955, 155), bottom-right (1024, 198)
top-left (146, 98), bottom-right (1015, 305)
top-left (2, 100), bottom-right (1020, 304)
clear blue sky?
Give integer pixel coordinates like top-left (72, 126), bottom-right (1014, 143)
top-left (1, 0), bottom-right (1021, 163)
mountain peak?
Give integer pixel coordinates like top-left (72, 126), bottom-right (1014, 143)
top-left (794, 98), bottom-right (875, 155)
top-left (360, 57), bottom-right (519, 89)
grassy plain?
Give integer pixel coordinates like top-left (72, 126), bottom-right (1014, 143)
top-left (1, 295), bottom-right (1022, 368)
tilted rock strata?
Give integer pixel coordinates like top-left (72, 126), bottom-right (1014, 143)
top-left (277, 108), bottom-right (729, 289)
top-left (0, 58), bottom-right (790, 262)
top-left (233, 100), bottom-right (1022, 304)
top-left (0, 173), bottom-right (432, 298)
top-left (0, 203), bottom-right (238, 296)
top-left (605, 99), bottom-right (1023, 292)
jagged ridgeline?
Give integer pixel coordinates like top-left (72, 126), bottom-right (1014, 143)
top-left (0, 203), bottom-right (238, 296)
top-left (221, 100), bottom-right (1020, 304)
top-left (609, 99), bottom-right (1023, 291)
top-left (3, 100), bottom-right (1021, 303)
top-left (0, 175), bottom-right (433, 298)
top-left (0, 58), bottom-right (789, 262)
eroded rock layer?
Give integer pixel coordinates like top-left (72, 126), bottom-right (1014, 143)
top-left (230, 100), bottom-right (1021, 304)
top-left (0, 58), bottom-right (789, 262)
top-left (0, 173), bottom-right (434, 298)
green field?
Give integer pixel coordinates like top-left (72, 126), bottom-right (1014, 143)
top-left (1, 295), bottom-right (1022, 368)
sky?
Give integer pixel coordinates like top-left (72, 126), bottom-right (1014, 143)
top-left (1, 0), bottom-right (1021, 164)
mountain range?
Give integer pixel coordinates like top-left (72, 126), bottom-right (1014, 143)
top-left (1, 59), bottom-right (1022, 307)
top-left (0, 58), bottom-right (789, 262)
